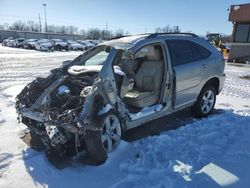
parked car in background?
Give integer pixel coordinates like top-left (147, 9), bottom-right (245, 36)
top-left (52, 39), bottom-right (69, 51)
top-left (92, 40), bottom-right (101, 45)
top-left (67, 40), bottom-right (84, 51)
top-left (6, 38), bottom-right (15, 47)
top-left (16, 33), bottom-right (225, 165)
top-left (2, 37), bottom-right (14, 46)
top-left (13, 38), bottom-right (25, 48)
top-left (77, 40), bottom-right (95, 50)
top-left (34, 39), bottom-right (54, 51)
top-left (23, 39), bottom-right (38, 49)
top-left (86, 40), bottom-right (96, 46)
top-left (2, 38), bottom-right (10, 46)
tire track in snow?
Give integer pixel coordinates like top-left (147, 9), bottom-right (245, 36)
top-left (0, 153), bottom-right (14, 177)
top-left (221, 67), bottom-right (250, 99)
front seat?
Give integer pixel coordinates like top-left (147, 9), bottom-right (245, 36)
top-left (124, 47), bottom-right (164, 108)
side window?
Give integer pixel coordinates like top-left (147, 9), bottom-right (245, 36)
top-left (167, 40), bottom-right (193, 66)
top-left (167, 40), bottom-right (210, 66)
top-left (192, 42), bottom-right (211, 59)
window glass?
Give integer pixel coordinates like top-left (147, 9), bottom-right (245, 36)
top-left (167, 40), bottom-right (193, 66)
top-left (85, 51), bottom-right (109, 66)
top-left (235, 24), bottom-right (250, 42)
top-left (192, 43), bottom-right (211, 59)
top-left (167, 40), bottom-right (210, 66)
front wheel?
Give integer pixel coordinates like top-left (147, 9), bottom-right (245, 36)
top-left (193, 86), bottom-right (216, 118)
top-left (85, 111), bottom-right (122, 165)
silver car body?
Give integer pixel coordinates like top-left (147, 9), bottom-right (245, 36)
top-left (97, 34), bottom-right (225, 129)
top-left (15, 33), bottom-right (226, 163)
top-left (17, 33), bottom-right (225, 131)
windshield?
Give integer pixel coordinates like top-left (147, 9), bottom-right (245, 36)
top-left (69, 45), bottom-right (129, 67)
top-left (85, 51), bottom-right (109, 66)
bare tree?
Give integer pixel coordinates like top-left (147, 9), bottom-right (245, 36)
top-left (47, 24), bottom-right (57, 33)
top-left (163, 25), bottom-right (172, 32)
top-left (100, 29), bottom-right (112, 39)
top-left (86, 28), bottom-right (101, 39)
top-left (59, 25), bottom-right (68, 34)
top-left (9, 20), bottom-right (28, 31)
top-left (67, 25), bottom-right (78, 35)
top-left (115, 29), bottom-right (124, 37)
top-left (155, 25), bottom-right (181, 33)
top-left (79, 29), bottom-right (86, 38)
top-left (1, 20), bottom-right (120, 39)
top-left (155, 27), bottom-right (162, 33)
top-left (173, 26), bottom-right (181, 33)
top-left (27, 20), bottom-right (40, 32)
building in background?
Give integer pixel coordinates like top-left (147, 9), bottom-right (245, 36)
top-left (228, 3), bottom-right (250, 62)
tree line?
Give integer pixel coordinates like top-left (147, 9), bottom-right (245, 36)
top-left (0, 20), bottom-right (181, 39)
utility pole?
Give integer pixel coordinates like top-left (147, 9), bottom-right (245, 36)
top-left (105, 23), bottom-right (108, 39)
top-left (105, 22), bottom-right (108, 39)
top-left (38, 14), bottom-right (42, 32)
top-left (42, 3), bottom-right (47, 32)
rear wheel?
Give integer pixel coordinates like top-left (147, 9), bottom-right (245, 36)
top-left (85, 111), bottom-right (122, 165)
top-left (193, 86), bottom-right (216, 118)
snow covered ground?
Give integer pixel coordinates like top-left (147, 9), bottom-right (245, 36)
top-left (0, 45), bottom-right (250, 188)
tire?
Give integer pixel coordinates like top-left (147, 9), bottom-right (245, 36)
top-left (192, 86), bottom-right (216, 118)
top-left (85, 111), bottom-right (122, 165)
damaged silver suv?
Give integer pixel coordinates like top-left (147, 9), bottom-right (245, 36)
top-left (16, 33), bottom-right (226, 165)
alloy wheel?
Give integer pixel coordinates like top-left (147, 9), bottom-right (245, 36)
top-left (101, 114), bottom-right (121, 153)
top-left (201, 90), bottom-right (215, 114)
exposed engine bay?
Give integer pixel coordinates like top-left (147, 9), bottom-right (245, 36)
top-left (16, 67), bottom-right (109, 157)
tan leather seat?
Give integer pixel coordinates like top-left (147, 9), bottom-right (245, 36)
top-left (124, 47), bottom-right (164, 108)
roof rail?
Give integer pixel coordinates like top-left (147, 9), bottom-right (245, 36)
top-left (109, 35), bottom-right (126, 40)
top-left (146, 32), bottom-right (198, 39)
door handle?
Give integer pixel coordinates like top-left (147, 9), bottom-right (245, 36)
top-left (201, 64), bottom-right (207, 68)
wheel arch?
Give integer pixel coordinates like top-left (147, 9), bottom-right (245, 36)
top-left (201, 77), bottom-right (220, 95)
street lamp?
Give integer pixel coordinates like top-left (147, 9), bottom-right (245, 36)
top-left (42, 3), bottom-right (47, 32)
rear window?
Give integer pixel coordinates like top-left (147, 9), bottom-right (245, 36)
top-left (167, 39), bottom-right (211, 66)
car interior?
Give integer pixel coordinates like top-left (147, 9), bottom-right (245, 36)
top-left (119, 44), bottom-right (165, 110)
top-left (71, 44), bottom-right (166, 112)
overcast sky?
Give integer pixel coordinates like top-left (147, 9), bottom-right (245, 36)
top-left (0, 0), bottom-right (249, 35)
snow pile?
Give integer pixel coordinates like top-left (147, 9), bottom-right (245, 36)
top-left (117, 108), bottom-right (250, 188)
top-left (0, 109), bottom-right (6, 125)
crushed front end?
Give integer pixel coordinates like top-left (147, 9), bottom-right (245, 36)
top-left (15, 67), bottom-right (107, 159)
